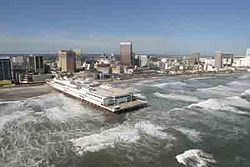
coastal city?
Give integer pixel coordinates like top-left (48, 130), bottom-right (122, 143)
top-left (1, 42), bottom-right (250, 85)
top-left (1, 0), bottom-right (250, 167)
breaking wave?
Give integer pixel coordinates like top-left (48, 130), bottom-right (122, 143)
top-left (152, 81), bottom-right (187, 88)
top-left (226, 96), bottom-right (250, 109)
top-left (228, 81), bottom-right (250, 87)
top-left (154, 92), bottom-right (199, 103)
top-left (176, 149), bottom-right (217, 167)
top-left (0, 93), bottom-right (104, 166)
top-left (71, 121), bottom-right (174, 155)
top-left (189, 96), bottom-right (250, 116)
top-left (175, 127), bottom-right (202, 142)
top-left (197, 85), bottom-right (239, 97)
top-left (239, 75), bottom-right (250, 80)
top-left (188, 76), bottom-right (216, 81)
top-left (134, 80), bottom-right (155, 86)
top-left (0, 111), bottom-right (29, 131)
top-left (135, 121), bottom-right (175, 140)
top-left (243, 89), bottom-right (250, 95)
top-left (134, 93), bottom-right (147, 100)
top-left (71, 124), bottom-right (140, 155)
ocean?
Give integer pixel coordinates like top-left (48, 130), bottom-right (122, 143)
top-left (0, 73), bottom-right (250, 167)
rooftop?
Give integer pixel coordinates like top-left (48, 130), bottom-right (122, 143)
top-left (120, 42), bottom-right (132, 45)
top-left (0, 56), bottom-right (10, 60)
top-left (92, 86), bottom-right (132, 97)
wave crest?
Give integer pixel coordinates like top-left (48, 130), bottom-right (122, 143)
top-left (176, 149), bottom-right (217, 167)
top-left (154, 92), bottom-right (199, 103)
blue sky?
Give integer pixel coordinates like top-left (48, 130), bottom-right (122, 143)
top-left (0, 0), bottom-right (250, 54)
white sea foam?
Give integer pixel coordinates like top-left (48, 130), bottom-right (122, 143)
top-left (228, 81), bottom-right (250, 87)
top-left (152, 81), bottom-right (187, 88)
top-left (28, 93), bottom-right (96, 122)
top-left (226, 96), bottom-right (250, 109)
top-left (244, 89), bottom-right (250, 95)
top-left (44, 106), bottom-right (81, 122)
top-left (135, 121), bottom-right (175, 140)
top-left (71, 121), bottom-right (174, 155)
top-left (0, 101), bottom-right (26, 114)
top-left (71, 125), bottom-right (140, 155)
top-left (176, 149), bottom-right (217, 167)
top-left (197, 85), bottom-right (239, 97)
top-left (27, 93), bottom-right (67, 109)
top-left (190, 99), bottom-right (235, 111)
top-left (188, 76), bottom-right (215, 81)
top-left (134, 93), bottom-right (147, 100)
top-left (189, 97), bottom-right (250, 116)
top-left (239, 75), bottom-right (250, 80)
top-left (134, 80), bottom-right (154, 86)
top-left (0, 112), bottom-right (28, 130)
top-left (0, 93), bottom-right (97, 124)
top-left (154, 92), bottom-right (199, 103)
top-left (0, 100), bottom-right (23, 105)
top-left (175, 127), bottom-right (202, 142)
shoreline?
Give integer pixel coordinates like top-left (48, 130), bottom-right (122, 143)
top-left (0, 84), bottom-right (52, 101)
top-left (99, 71), bottom-right (250, 85)
top-left (1, 71), bottom-right (249, 89)
top-left (0, 71), bottom-right (249, 102)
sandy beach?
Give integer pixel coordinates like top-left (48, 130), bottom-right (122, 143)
top-left (0, 84), bottom-right (52, 101)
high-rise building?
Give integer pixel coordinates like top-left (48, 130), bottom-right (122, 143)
top-left (0, 57), bottom-right (12, 81)
top-left (120, 42), bottom-right (133, 65)
top-left (245, 48), bottom-right (250, 67)
top-left (74, 49), bottom-right (82, 70)
top-left (58, 50), bottom-right (76, 73)
top-left (215, 51), bottom-right (234, 69)
top-left (215, 52), bottom-right (222, 68)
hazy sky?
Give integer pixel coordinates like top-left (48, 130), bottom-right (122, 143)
top-left (0, 0), bottom-right (250, 54)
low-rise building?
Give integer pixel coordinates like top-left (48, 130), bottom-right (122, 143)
top-left (123, 66), bottom-right (134, 74)
top-left (200, 57), bottom-right (216, 72)
top-left (190, 52), bottom-right (200, 66)
top-left (111, 65), bottom-right (122, 74)
top-left (96, 64), bottom-right (111, 75)
top-left (149, 57), bottom-right (162, 70)
top-left (215, 51), bottom-right (234, 69)
top-left (139, 55), bottom-right (150, 67)
top-left (163, 58), bottom-right (181, 71)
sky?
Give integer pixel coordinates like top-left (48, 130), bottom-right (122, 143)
top-left (0, 0), bottom-right (250, 55)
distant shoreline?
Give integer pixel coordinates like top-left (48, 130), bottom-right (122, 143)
top-left (0, 71), bottom-right (249, 101)
top-left (99, 71), bottom-right (250, 85)
top-left (1, 70), bottom-right (249, 89)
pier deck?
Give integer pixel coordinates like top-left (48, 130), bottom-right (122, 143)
top-left (103, 99), bottom-right (147, 112)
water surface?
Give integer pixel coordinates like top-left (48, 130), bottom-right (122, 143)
top-left (0, 74), bottom-right (250, 167)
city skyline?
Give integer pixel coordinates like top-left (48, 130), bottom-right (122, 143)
top-left (1, 0), bottom-right (250, 54)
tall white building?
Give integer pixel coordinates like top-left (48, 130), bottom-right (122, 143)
top-left (233, 48), bottom-right (250, 67)
top-left (246, 48), bottom-right (250, 67)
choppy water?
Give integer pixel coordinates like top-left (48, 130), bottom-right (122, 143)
top-left (0, 74), bottom-right (250, 167)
